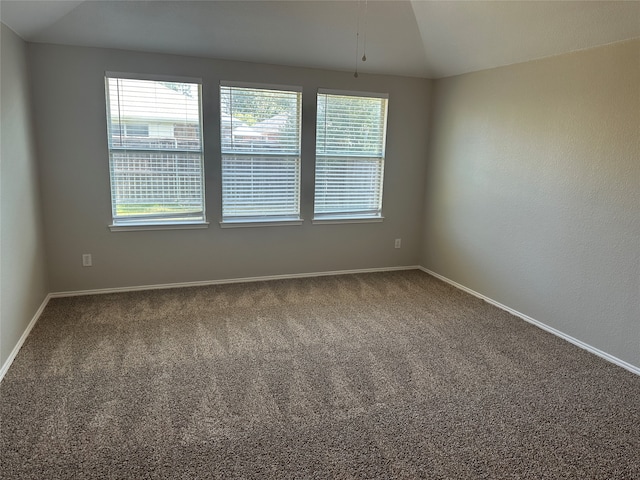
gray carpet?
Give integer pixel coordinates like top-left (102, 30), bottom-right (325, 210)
top-left (1, 270), bottom-right (638, 479)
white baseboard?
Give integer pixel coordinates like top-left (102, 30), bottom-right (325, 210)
top-left (418, 267), bottom-right (640, 376)
top-left (1, 266), bottom-right (419, 383)
top-left (7, 265), bottom-right (635, 382)
top-left (50, 265), bottom-right (422, 298)
top-left (0, 294), bottom-right (52, 382)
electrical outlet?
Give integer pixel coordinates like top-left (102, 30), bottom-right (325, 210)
top-left (82, 254), bottom-right (92, 267)
top-left (394, 238), bottom-right (402, 249)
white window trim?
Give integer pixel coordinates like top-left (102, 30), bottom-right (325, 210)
top-left (312, 216), bottom-right (384, 225)
top-left (219, 218), bottom-right (304, 228)
top-left (317, 88), bottom-right (389, 99)
top-left (106, 71), bottom-right (202, 84)
top-left (220, 80), bottom-right (303, 92)
top-left (109, 221), bottom-right (210, 232)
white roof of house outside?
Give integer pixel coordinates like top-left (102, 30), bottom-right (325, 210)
top-left (109, 78), bottom-right (200, 124)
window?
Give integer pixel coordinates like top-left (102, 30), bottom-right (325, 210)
top-left (105, 73), bottom-right (205, 228)
top-left (112, 123), bottom-right (150, 138)
top-left (314, 90), bottom-right (388, 221)
top-left (220, 82), bottom-right (302, 225)
top-left (124, 124), bottom-right (149, 137)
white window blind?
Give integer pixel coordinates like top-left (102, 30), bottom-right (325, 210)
top-left (220, 83), bottom-right (302, 222)
top-left (315, 91), bottom-right (388, 219)
top-left (105, 75), bottom-right (205, 226)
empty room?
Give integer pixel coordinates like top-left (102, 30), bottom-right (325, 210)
top-left (1, 1), bottom-right (638, 478)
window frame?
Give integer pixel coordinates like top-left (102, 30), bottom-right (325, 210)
top-left (105, 71), bottom-right (208, 231)
top-left (219, 81), bottom-right (303, 227)
top-left (313, 88), bottom-right (389, 223)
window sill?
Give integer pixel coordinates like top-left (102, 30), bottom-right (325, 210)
top-left (312, 216), bottom-right (384, 225)
top-left (109, 222), bottom-right (210, 232)
top-left (220, 218), bottom-right (304, 228)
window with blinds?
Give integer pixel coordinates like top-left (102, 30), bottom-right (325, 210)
top-left (220, 83), bottom-right (302, 223)
top-left (315, 90), bottom-right (388, 220)
top-left (105, 74), bottom-right (205, 227)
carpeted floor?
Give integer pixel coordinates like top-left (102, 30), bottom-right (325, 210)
top-left (1, 270), bottom-right (638, 479)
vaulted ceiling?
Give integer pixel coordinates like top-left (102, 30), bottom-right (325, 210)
top-left (2, 0), bottom-right (639, 79)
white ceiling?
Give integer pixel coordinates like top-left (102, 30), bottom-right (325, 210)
top-left (1, 0), bottom-right (639, 79)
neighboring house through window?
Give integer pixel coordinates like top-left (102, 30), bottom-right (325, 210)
top-left (105, 73), bottom-right (206, 228)
top-left (219, 82), bottom-right (302, 225)
top-left (315, 90), bottom-right (388, 221)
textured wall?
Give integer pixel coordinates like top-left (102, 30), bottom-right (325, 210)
top-left (422, 40), bottom-right (640, 368)
top-left (29, 44), bottom-right (430, 292)
top-left (0, 24), bottom-right (49, 367)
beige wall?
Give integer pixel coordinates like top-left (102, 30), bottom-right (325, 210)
top-left (422, 40), bottom-right (640, 368)
top-left (0, 24), bottom-right (49, 367)
top-left (29, 44), bottom-right (431, 292)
